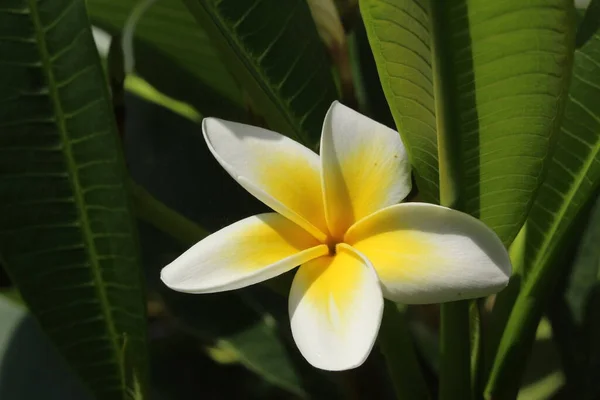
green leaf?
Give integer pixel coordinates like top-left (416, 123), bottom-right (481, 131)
top-left (349, 18), bottom-right (396, 129)
top-left (87, 0), bottom-right (238, 102)
top-left (516, 319), bottom-right (565, 400)
top-left (487, 25), bottom-right (600, 400)
top-left (130, 181), bottom-right (209, 246)
top-left (565, 196), bottom-right (600, 325)
top-left (562, 196), bottom-right (600, 398)
top-left (576, 0), bottom-right (600, 48)
top-left (129, 181), bottom-right (313, 398)
top-left (182, 0), bottom-right (339, 146)
top-left (547, 296), bottom-right (586, 398)
top-left (0, 297), bottom-right (93, 399)
top-left (360, 0), bottom-right (574, 245)
top-left (162, 287), bottom-right (308, 398)
top-left (88, 0), bottom-right (245, 120)
top-left (0, 1), bottom-right (148, 398)
top-left (378, 301), bottom-right (430, 400)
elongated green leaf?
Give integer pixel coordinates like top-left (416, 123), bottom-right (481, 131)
top-left (0, 1), bottom-right (148, 398)
top-left (565, 196), bottom-right (600, 324)
top-left (163, 289), bottom-right (308, 398)
top-left (487, 27), bottom-right (600, 400)
top-left (359, 0), bottom-right (439, 203)
top-left (579, 198), bottom-right (600, 400)
top-left (360, 0), bottom-right (574, 245)
top-left (131, 182), bottom-right (312, 397)
top-left (0, 297), bottom-right (92, 399)
top-left (350, 18), bottom-right (396, 129)
top-left (378, 301), bottom-right (430, 400)
top-left (516, 319), bottom-right (565, 400)
top-left (88, 0), bottom-right (239, 102)
top-left (183, 0), bottom-right (339, 146)
top-left (88, 0), bottom-right (245, 120)
top-left (559, 195), bottom-right (600, 398)
top-left (576, 0), bottom-right (600, 48)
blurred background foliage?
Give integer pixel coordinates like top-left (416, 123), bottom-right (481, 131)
top-left (0, 0), bottom-right (599, 399)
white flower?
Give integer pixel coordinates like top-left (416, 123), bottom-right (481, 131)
top-left (161, 101), bottom-right (512, 371)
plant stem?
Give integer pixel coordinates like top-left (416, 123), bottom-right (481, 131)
top-left (439, 301), bottom-right (472, 400)
top-left (428, 1), bottom-right (472, 399)
top-left (128, 181), bottom-right (291, 296)
top-left (129, 181), bottom-right (208, 246)
top-left (379, 301), bottom-right (430, 400)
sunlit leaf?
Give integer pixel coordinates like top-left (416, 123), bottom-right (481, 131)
top-left (488, 24), bottom-right (600, 400)
top-left (360, 0), bottom-right (574, 246)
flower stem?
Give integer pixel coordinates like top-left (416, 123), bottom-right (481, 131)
top-left (379, 301), bottom-right (430, 400)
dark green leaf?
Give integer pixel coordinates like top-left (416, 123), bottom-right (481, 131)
top-left (162, 288), bottom-right (308, 398)
top-left (0, 297), bottom-right (93, 400)
top-left (576, 0), bottom-right (600, 48)
top-left (128, 168), bottom-right (307, 397)
top-left (0, 1), bottom-right (148, 398)
top-left (516, 319), bottom-right (565, 400)
top-left (378, 301), bottom-right (430, 400)
top-left (88, 0), bottom-right (246, 121)
top-left (565, 196), bottom-right (600, 324)
top-left (487, 23), bottom-right (600, 400)
top-left (564, 196), bottom-right (600, 398)
top-left (183, 0), bottom-right (339, 146)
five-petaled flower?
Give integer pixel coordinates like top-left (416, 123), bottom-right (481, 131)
top-left (161, 101), bottom-right (512, 371)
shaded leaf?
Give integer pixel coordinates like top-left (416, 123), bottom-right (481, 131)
top-left (565, 196), bottom-right (600, 324)
top-left (568, 196), bottom-right (600, 398)
top-left (162, 288), bottom-right (307, 398)
top-left (183, 0), bottom-right (339, 146)
top-left (0, 1), bottom-right (148, 397)
top-left (0, 297), bottom-right (92, 400)
top-left (125, 145), bottom-right (307, 397)
top-left (576, 0), bottom-right (600, 48)
top-left (378, 301), bottom-right (430, 400)
top-left (516, 319), bottom-right (565, 400)
top-left (88, 0), bottom-right (245, 120)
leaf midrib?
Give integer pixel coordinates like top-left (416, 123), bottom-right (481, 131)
top-left (528, 99), bottom-right (600, 281)
top-left (28, 0), bottom-right (125, 393)
top-left (195, 0), bottom-right (309, 145)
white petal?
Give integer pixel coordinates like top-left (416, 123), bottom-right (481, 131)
top-left (203, 118), bottom-right (328, 241)
top-left (345, 203), bottom-right (512, 304)
top-left (161, 213), bottom-right (328, 293)
top-left (320, 101), bottom-right (411, 239)
top-left (289, 244), bottom-right (383, 370)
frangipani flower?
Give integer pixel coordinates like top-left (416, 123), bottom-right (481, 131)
top-left (161, 101), bottom-right (512, 371)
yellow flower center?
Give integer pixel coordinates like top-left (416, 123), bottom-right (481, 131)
top-left (325, 235), bottom-right (344, 256)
